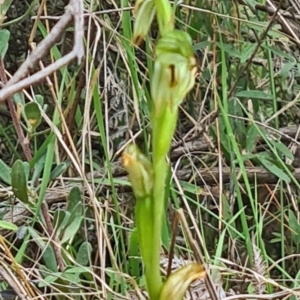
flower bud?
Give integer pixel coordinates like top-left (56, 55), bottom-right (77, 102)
top-left (122, 144), bottom-right (154, 198)
top-left (151, 30), bottom-right (197, 115)
top-left (151, 52), bottom-right (196, 115)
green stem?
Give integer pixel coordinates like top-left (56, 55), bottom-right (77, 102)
top-left (144, 109), bottom-right (177, 299)
top-left (136, 191), bottom-right (162, 299)
top-left (151, 157), bottom-right (167, 297)
top-left (154, 0), bottom-right (174, 36)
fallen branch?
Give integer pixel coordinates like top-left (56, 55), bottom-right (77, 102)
top-left (171, 125), bottom-right (300, 160)
top-left (176, 166), bottom-right (300, 185)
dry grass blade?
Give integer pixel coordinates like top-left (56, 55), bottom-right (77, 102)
top-left (251, 236), bottom-right (266, 295)
top-left (0, 239), bottom-right (37, 299)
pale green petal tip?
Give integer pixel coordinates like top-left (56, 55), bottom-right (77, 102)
top-left (159, 263), bottom-right (206, 300)
top-left (133, 0), bottom-right (156, 45)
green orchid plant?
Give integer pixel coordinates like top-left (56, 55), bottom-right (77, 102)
top-left (122, 0), bottom-right (205, 299)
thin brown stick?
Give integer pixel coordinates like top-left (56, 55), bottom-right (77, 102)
top-left (0, 0), bottom-right (84, 102)
top-left (0, 59), bottom-right (32, 161)
top-left (228, 1), bottom-right (283, 98)
top-left (40, 202), bottom-right (65, 271)
top-left (166, 211), bottom-right (181, 277)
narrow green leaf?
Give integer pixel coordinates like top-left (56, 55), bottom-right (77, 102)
top-left (179, 181), bottom-right (203, 194)
top-left (31, 154), bottom-right (46, 185)
top-left (245, 125), bottom-right (260, 153)
top-left (262, 44), bottom-right (294, 60)
top-left (41, 248), bottom-right (59, 274)
top-left (246, 24), bottom-right (282, 39)
top-left (288, 209), bottom-right (300, 244)
top-left (258, 157), bottom-right (290, 183)
top-left (0, 220), bottom-right (18, 231)
top-left (60, 215), bottom-right (83, 244)
top-left (241, 153), bottom-right (261, 161)
top-left (241, 43), bottom-right (256, 63)
top-left (192, 41), bottom-right (211, 51)
top-left (62, 271), bottom-right (81, 283)
top-left (50, 161), bottom-right (71, 180)
top-left (236, 90), bottom-right (273, 100)
top-left (11, 160), bottom-right (29, 203)
top-left (66, 201), bottom-right (83, 225)
top-left (222, 195), bottom-right (233, 222)
top-left (67, 186), bottom-right (82, 213)
top-left (213, 121), bottom-right (230, 159)
top-left (64, 266), bottom-right (87, 273)
top-left (38, 274), bottom-right (58, 287)
top-left (16, 226), bottom-right (27, 239)
top-left (0, 159), bottom-right (11, 185)
top-left (53, 209), bottom-right (70, 238)
top-left (228, 98), bottom-right (245, 143)
top-left (269, 139), bottom-right (294, 160)
top-left (243, 0), bottom-right (256, 8)
top-left (297, 64), bottom-right (300, 76)
top-left (63, 190), bottom-right (84, 244)
top-left (12, 91), bottom-right (25, 106)
top-left (216, 43), bottom-right (241, 58)
top-left (34, 94), bottom-right (44, 106)
top-left (27, 227), bottom-right (58, 272)
top-left (0, 0), bottom-right (18, 26)
top-left (0, 29), bottom-right (10, 58)
top-left (279, 62), bottom-right (296, 77)
top-left (256, 151), bottom-right (271, 159)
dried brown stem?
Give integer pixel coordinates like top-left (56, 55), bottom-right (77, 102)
top-left (0, 0), bottom-right (84, 102)
top-left (0, 59), bottom-right (32, 161)
top-left (171, 124), bottom-right (300, 161)
top-left (41, 203), bottom-right (65, 271)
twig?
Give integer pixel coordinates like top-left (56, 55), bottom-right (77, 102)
top-left (228, 1), bottom-right (282, 98)
top-left (265, 0), bottom-right (300, 49)
top-left (255, 4), bottom-right (300, 21)
top-left (0, 52), bottom-right (76, 100)
top-left (171, 124), bottom-right (300, 160)
top-left (0, 59), bottom-right (32, 161)
top-left (40, 203), bottom-right (65, 270)
top-left (0, 0), bottom-right (84, 102)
